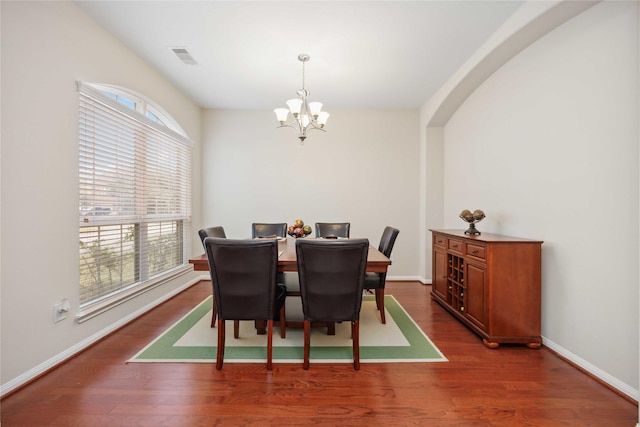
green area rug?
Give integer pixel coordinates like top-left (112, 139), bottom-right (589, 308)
top-left (128, 295), bottom-right (447, 364)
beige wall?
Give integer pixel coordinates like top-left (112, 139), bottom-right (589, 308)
top-left (432, 1), bottom-right (639, 396)
top-left (200, 108), bottom-right (421, 280)
top-left (1, 1), bottom-right (202, 391)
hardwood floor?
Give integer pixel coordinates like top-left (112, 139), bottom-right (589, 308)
top-left (2, 281), bottom-right (637, 426)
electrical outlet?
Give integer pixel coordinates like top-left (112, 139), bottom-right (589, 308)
top-left (53, 299), bottom-right (70, 323)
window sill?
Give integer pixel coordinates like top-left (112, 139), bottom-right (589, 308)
top-left (75, 265), bottom-right (192, 323)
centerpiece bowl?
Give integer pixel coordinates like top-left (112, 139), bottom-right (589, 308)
top-left (288, 219), bottom-right (313, 238)
top-left (459, 209), bottom-right (485, 235)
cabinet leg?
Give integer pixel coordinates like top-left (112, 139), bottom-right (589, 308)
top-left (526, 342), bottom-right (542, 349)
top-left (482, 339), bottom-right (500, 349)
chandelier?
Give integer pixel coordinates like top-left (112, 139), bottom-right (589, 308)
top-left (274, 54), bottom-right (329, 143)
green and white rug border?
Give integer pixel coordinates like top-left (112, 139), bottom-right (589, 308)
top-left (128, 294), bottom-right (447, 364)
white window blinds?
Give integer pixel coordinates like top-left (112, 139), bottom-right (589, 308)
top-left (78, 82), bottom-right (192, 307)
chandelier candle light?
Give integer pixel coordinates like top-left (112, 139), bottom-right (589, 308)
top-left (274, 54), bottom-right (329, 143)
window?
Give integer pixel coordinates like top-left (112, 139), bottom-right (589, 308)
top-left (77, 82), bottom-right (192, 320)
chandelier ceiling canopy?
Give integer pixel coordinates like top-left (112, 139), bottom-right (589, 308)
top-left (274, 54), bottom-right (329, 143)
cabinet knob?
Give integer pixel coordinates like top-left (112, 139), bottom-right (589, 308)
top-left (471, 250), bottom-right (478, 254)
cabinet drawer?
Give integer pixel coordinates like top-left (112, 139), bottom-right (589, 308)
top-left (448, 239), bottom-right (464, 254)
top-left (433, 234), bottom-right (446, 248)
top-left (466, 243), bottom-right (486, 260)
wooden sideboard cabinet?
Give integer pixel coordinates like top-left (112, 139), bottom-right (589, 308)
top-left (430, 229), bottom-right (543, 349)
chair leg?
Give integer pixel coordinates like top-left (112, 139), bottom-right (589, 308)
top-left (303, 320), bottom-right (310, 370)
top-left (279, 305), bottom-right (286, 339)
top-left (352, 320), bottom-right (360, 370)
top-left (327, 322), bottom-right (335, 335)
top-left (216, 319), bottom-right (225, 370)
top-left (234, 320), bottom-right (240, 339)
top-left (376, 289), bottom-right (386, 324)
top-left (267, 319), bottom-right (273, 370)
top-left (210, 297), bottom-right (217, 328)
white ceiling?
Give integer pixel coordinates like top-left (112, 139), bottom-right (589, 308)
top-left (75, 1), bottom-right (524, 110)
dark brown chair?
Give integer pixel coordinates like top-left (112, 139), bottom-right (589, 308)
top-left (198, 226), bottom-right (226, 243)
top-left (364, 226), bottom-right (399, 324)
top-left (252, 223), bottom-right (288, 287)
top-left (204, 237), bottom-right (286, 370)
top-left (198, 226), bottom-right (227, 327)
top-left (315, 222), bottom-right (350, 238)
top-left (296, 238), bottom-right (369, 370)
top-left (252, 223), bottom-right (287, 238)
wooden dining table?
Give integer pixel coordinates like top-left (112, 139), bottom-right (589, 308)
top-left (188, 237), bottom-right (392, 273)
top-left (189, 237), bottom-right (392, 336)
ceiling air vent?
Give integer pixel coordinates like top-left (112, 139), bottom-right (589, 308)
top-left (169, 47), bottom-right (197, 65)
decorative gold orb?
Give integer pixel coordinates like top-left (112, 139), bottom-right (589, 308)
top-left (472, 210), bottom-right (485, 221)
top-left (459, 210), bottom-right (473, 222)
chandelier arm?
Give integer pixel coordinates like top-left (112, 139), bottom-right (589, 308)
top-left (305, 125), bottom-right (326, 133)
top-left (278, 108), bottom-right (325, 131)
top-left (276, 123), bottom-right (297, 130)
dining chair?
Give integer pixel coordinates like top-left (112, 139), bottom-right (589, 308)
top-left (252, 223), bottom-right (287, 238)
top-left (198, 226), bottom-right (226, 243)
top-left (314, 222), bottom-right (350, 238)
top-left (198, 226), bottom-right (227, 327)
top-left (296, 238), bottom-right (369, 370)
top-left (204, 237), bottom-right (287, 370)
top-left (364, 226), bottom-right (399, 324)
top-left (251, 223), bottom-right (288, 288)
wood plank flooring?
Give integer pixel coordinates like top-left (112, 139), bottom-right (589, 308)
top-left (2, 281), bottom-right (637, 426)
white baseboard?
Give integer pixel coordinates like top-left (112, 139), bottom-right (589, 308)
top-left (543, 336), bottom-right (639, 402)
top-left (0, 276), bottom-right (202, 397)
top-left (387, 275), bottom-right (430, 284)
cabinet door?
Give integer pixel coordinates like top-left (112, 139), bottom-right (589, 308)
top-left (465, 262), bottom-right (487, 331)
top-left (432, 248), bottom-right (448, 302)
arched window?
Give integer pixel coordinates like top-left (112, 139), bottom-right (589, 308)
top-left (77, 82), bottom-right (192, 320)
